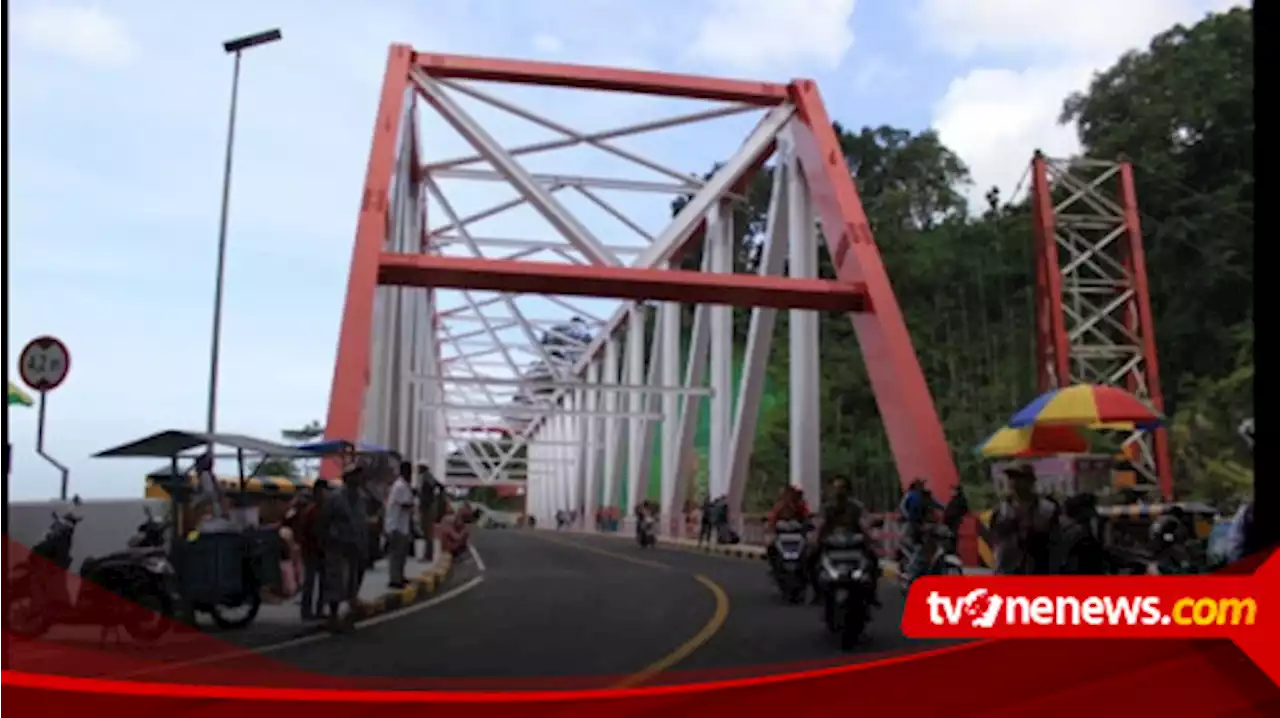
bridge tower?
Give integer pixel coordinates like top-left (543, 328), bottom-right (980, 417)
top-left (1030, 153), bottom-right (1172, 498)
top-left (322, 45), bottom-right (961, 543)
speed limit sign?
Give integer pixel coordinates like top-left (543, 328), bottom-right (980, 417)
top-left (19, 336), bottom-right (71, 393)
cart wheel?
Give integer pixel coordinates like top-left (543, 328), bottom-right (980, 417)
top-left (210, 594), bottom-right (261, 630)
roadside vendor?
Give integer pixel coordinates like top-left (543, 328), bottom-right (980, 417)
top-left (991, 464), bottom-right (1060, 574)
top-left (193, 453), bottom-right (233, 530)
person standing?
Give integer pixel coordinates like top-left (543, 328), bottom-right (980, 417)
top-left (193, 453), bottom-right (228, 523)
top-left (698, 495), bottom-right (714, 547)
top-left (385, 462), bottom-right (416, 589)
top-left (296, 480), bottom-right (328, 621)
top-left (416, 464), bottom-right (441, 560)
top-left (316, 474), bottom-right (359, 632)
top-left (345, 461), bottom-right (373, 601)
top-left (992, 465), bottom-right (1059, 575)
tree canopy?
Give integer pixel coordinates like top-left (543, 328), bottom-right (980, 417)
top-left (728, 7), bottom-right (1253, 512)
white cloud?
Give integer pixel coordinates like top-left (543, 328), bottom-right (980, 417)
top-left (532, 34), bottom-right (564, 54)
top-left (924, 0), bottom-right (1245, 208)
top-left (688, 0), bottom-right (856, 72)
top-left (15, 2), bottom-right (138, 67)
top-left (5, 0), bottom-right (778, 500)
top-left (932, 63), bottom-right (1091, 205)
top-left (917, 0), bottom-right (1240, 60)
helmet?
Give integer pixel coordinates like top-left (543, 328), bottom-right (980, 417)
top-left (1149, 514), bottom-right (1183, 545)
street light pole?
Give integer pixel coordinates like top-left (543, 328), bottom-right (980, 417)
top-left (205, 29), bottom-right (282, 446)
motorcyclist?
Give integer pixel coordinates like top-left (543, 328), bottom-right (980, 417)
top-left (765, 486), bottom-right (813, 569)
top-left (1147, 507), bottom-right (1194, 574)
top-left (942, 484), bottom-right (969, 535)
top-left (812, 476), bottom-right (881, 606)
top-left (900, 479), bottom-right (943, 579)
top-left (635, 501), bottom-right (656, 542)
top-left (766, 486), bottom-right (812, 531)
top-left (1052, 492), bottom-right (1109, 574)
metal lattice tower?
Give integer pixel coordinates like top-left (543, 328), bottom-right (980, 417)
top-left (1030, 153), bottom-right (1172, 498)
top-left (322, 46), bottom-right (962, 542)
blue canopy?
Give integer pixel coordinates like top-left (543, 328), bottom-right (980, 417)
top-left (297, 439), bottom-right (391, 455)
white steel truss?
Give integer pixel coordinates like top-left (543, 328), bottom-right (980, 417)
top-left (357, 65), bottom-right (827, 535)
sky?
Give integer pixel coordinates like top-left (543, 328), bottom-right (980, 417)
top-left (5, 0), bottom-right (1242, 500)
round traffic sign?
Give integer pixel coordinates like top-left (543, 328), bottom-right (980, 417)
top-left (19, 336), bottom-right (71, 393)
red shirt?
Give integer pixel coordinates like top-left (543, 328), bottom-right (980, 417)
top-left (767, 500), bottom-right (812, 529)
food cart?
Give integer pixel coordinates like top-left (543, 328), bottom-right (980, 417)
top-left (95, 430), bottom-right (315, 629)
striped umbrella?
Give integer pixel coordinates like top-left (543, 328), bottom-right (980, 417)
top-left (1008, 384), bottom-right (1163, 430)
top-left (7, 381), bottom-right (33, 407)
top-left (976, 424), bottom-right (1091, 459)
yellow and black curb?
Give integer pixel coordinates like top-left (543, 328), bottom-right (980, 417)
top-left (351, 552), bottom-right (455, 620)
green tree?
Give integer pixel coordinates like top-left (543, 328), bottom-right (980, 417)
top-left (258, 420), bottom-right (325, 477)
top-left (1060, 7), bottom-right (1253, 502)
top-left (1059, 7), bottom-right (1254, 409)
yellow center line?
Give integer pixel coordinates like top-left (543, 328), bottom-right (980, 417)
top-left (611, 574), bottom-right (729, 689)
top-left (523, 531), bottom-right (731, 688)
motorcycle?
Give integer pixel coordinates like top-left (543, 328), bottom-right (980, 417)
top-left (637, 515), bottom-right (658, 548)
top-left (769, 519), bottom-right (811, 603)
top-left (7, 500), bottom-right (177, 642)
top-left (898, 522), bottom-right (963, 591)
top-left (816, 529), bottom-right (877, 650)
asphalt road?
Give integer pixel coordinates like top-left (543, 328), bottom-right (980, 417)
top-left (10, 529), bottom-right (953, 689)
top-left (251, 529), bottom-right (947, 688)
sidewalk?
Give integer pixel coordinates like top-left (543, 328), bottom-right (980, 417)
top-left (13, 540), bottom-right (452, 650)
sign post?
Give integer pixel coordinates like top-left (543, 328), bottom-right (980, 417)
top-left (19, 336), bottom-right (72, 499)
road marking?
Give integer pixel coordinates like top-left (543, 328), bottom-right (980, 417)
top-left (112, 574), bottom-right (486, 680)
top-left (612, 574), bottom-right (729, 689)
top-left (526, 531), bottom-right (730, 687)
top-left (469, 542), bottom-right (486, 572)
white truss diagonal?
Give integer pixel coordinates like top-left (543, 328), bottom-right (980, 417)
top-left (358, 62), bottom-right (833, 539)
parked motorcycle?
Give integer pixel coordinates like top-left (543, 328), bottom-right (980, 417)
top-left (7, 500), bottom-right (178, 642)
top-left (769, 519), bottom-right (811, 603)
top-left (816, 529), bottom-right (877, 650)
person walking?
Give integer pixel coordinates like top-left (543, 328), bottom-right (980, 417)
top-left (385, 461), bottom-right (416, 589)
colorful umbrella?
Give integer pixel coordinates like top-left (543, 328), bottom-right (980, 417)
top-left (7, 381), bottom-right (33, 407)
top-left (976, 424), bottom-right (1090, 459)
top-left (1008, 384), bottom-right (1163, 430)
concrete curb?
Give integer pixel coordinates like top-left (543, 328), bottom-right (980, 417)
top-left (353, 551), bottom-right (455, 621)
